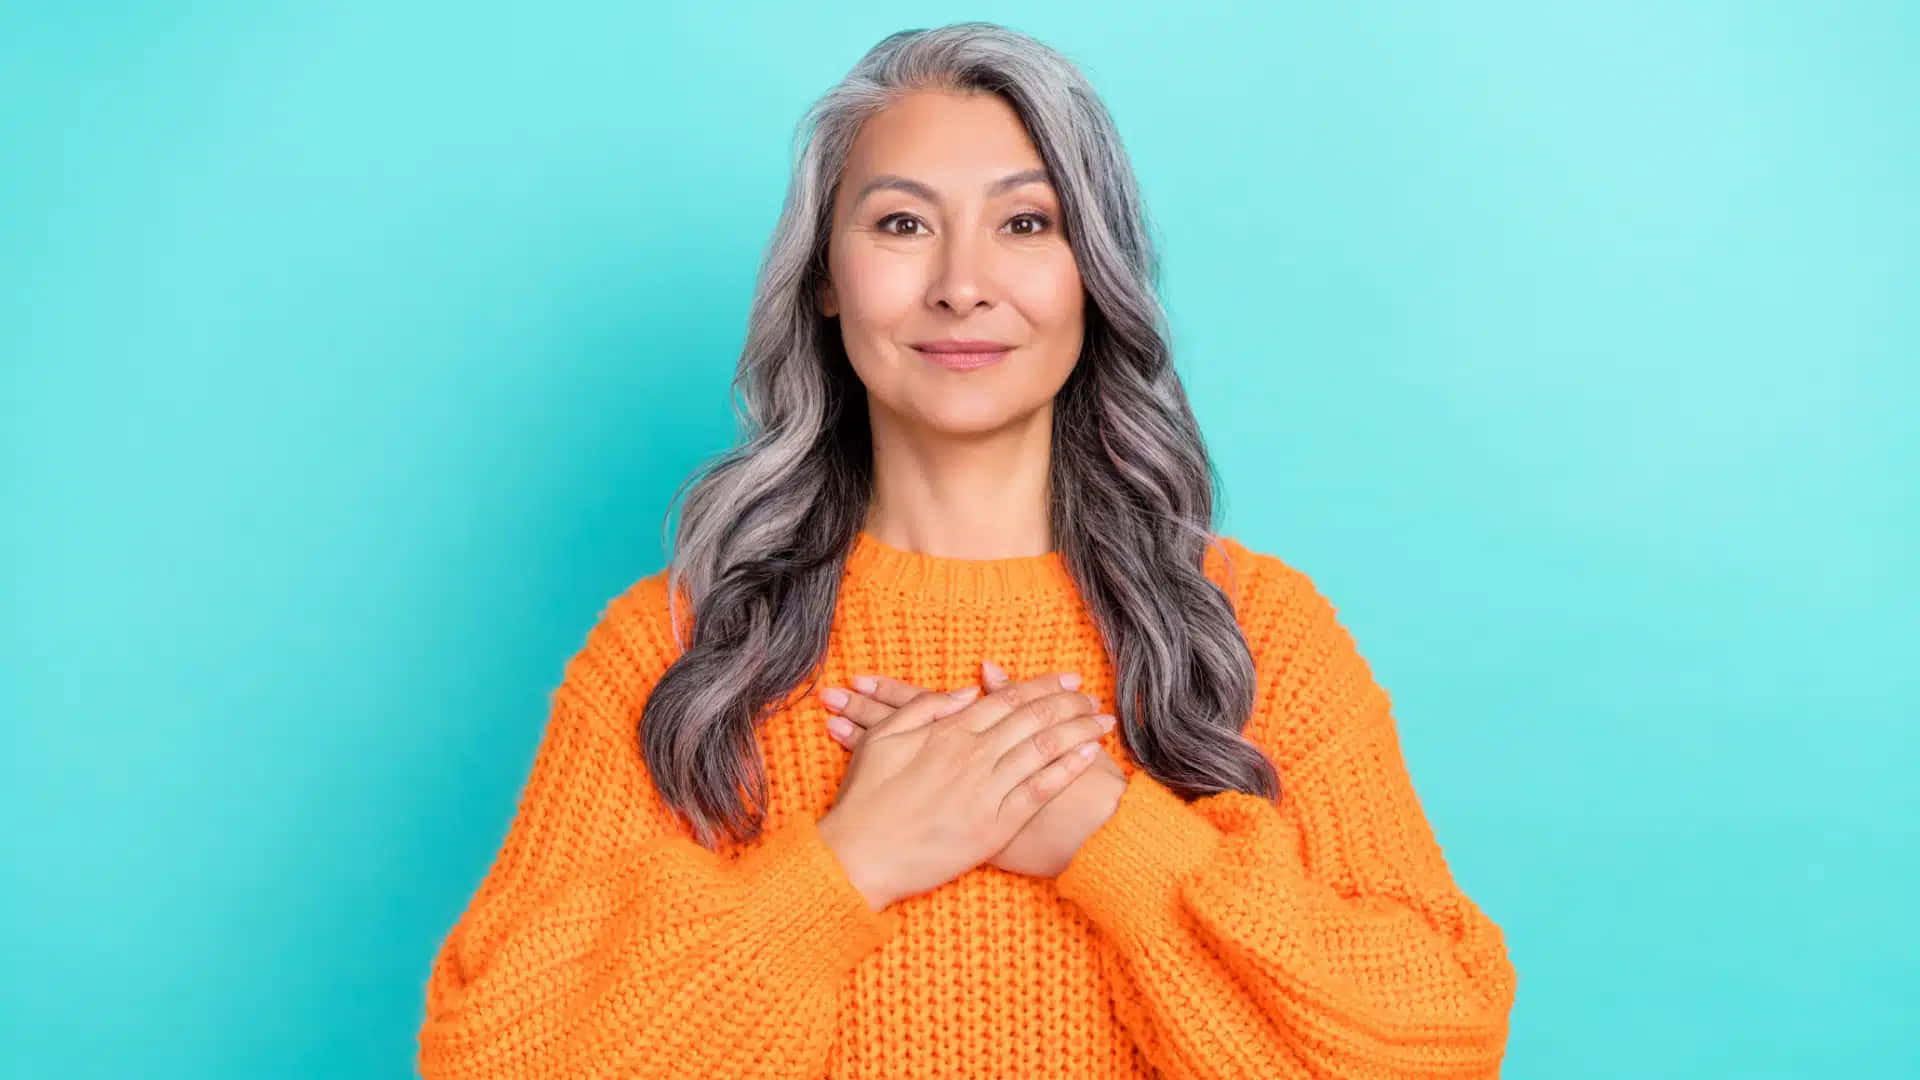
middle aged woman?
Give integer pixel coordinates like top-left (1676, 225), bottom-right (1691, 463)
top-left (417, 21), bottom-right (1518, 1080)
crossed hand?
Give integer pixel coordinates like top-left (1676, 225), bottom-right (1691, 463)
top-left (818, 659), bottom-right (1128, 880)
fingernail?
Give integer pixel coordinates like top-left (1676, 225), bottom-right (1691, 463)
top-left (827, 716), bottom-right (852, 737)
top-left (821, 688), bottom-right (849, 709)
top-left (1096, 713), bottom-right (1116, 731)
top-left (851, 675), bottom-right (877, 694)
top-left (949, 685), bottom-right (982, 703)
top-left (982, 659), bottom-right (1006, 682)
top-left (1059, 672), bottom-right (1083, 690)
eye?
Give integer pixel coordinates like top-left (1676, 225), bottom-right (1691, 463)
top-left (872, 212), bottom-right (1056, 237)
top-left (1007, 212), bottom-right (1053, 237)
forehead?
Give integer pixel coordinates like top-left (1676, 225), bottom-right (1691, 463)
top-left (842, 89), bottom-right (1047, 188)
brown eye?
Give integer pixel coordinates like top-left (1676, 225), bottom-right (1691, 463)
top-left (876, 213), bottom-right (922, 236)
top-left (1008, 212), bottom-right (1053, 236)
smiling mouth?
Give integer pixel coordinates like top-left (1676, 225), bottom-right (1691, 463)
top-left (912, 345), bottom-right (1011, 370)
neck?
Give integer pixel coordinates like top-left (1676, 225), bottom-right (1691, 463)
top-left (864, 404), bottom-right (1053, 560)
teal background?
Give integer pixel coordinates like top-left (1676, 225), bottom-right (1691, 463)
top-left (4, 2), bottom-right (1914, 1076)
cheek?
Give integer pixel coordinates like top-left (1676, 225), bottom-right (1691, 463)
top-left (835, 248), bottom-right (921, 328)
top-left (1018, 255), bottom-right (1086, 369)
top-left (1017, 252), bottom-right (1084, 331)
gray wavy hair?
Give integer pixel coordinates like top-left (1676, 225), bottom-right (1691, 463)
top-left (644, 20), bottom-right (1280, 849)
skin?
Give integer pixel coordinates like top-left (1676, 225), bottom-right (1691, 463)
top-left (813, 88), bottom-right (1123, 882)
top-left (824, 661), bottom-right (1127, 878)
top-left (817, 86), bottom-right (1084, 560)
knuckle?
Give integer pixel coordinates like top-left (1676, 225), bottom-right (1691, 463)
top-left (998, 680), bottom-right (1043, 706)
top-left (1037, 688), bottom-right (1078, 715)
top-left (1029, 725), bottom-right (1066, 759)
top-left (978, 689), bottom-right (1019, 718)
top-left (1021, 695), bottom-right (1060, 723)
top-left (1043, 689), bottom-right (1092, 720)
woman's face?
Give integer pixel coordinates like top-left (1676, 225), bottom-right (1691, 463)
top-left (820, 89), bottom-right (1085, 437)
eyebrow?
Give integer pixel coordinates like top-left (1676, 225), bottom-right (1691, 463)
top-left (852, 167), bottom-right (1053, 208)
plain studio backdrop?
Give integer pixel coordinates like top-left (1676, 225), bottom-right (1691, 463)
top-left (3, 2), bottom-right (1914, 1077)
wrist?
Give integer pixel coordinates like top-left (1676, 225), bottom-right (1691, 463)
top-left (817, 813), bottom-right (898, 913)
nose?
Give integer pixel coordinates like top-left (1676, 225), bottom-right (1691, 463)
top-left (925, 222), bottom-right (993, 312)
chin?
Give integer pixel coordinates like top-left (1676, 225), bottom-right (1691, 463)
top-left (916, 399), bottom-right (1042, 437)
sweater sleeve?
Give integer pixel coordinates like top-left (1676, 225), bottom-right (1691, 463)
top-left (415, 575), bottom-right (903, 1080)
top-left (1052, 555), bottom-right (1518, 1079)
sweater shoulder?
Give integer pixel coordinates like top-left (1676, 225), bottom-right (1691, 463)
top-left (554, 568), bottom-right (691, 725)
top-left (1206, 535), bottom-right (1372, 693)
top-left (1209, 535), bottom-right (1365, 662)
top-left (1211, 537), bottom-right (1395, 773)
top-left (1204, 533), bottom-right (1319, 624)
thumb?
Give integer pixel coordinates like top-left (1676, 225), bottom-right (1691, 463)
top-left (980, 658), bottom-right (1010, 690)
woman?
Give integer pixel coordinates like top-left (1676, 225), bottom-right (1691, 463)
top-left (417, 21), bottom-right (1517, 1080)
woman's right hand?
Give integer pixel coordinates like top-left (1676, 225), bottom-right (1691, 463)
top-left (816, 670), bottom-right (1116, 911)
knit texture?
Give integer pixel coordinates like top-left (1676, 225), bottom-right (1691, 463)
top-left (416, 531), bottom-right (1517, 1079)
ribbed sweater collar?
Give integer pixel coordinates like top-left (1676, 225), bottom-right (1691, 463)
top-left (842, 529), bottom-right (1078, 606)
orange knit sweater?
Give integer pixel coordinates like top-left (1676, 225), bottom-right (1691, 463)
top-left (416, 530), bottom-right (1517, 1079)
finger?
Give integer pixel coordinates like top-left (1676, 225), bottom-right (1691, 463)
top-left (825, 714), bottom-right (862, 750)
top-left (851, 674), bottom-right (930, 708)
top-left (1000, 740), bottom-right (1099, 821)
top-left (825, 688), bottom-right (897, 730)
top-left (981, 659), bottom-right (1010, 690)
top-left (820, 677), bottom-right (939, 726)
top-left (870, 684), bottom-right (981, 737)
top-left (987, 702), bottom-right (1114, 778)
top-left (949, 670), bottom-right (1083, 734)
top-left (1090, 747), bottom-right (1127, 779)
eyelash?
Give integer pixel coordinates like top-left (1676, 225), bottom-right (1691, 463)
top-left (874, 211), bottom-right (1054, 238)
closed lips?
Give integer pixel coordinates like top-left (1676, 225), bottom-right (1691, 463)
top-left (912, 341), bottom-right (1012, 353)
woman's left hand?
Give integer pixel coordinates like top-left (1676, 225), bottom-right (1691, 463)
top-left (819, 660), bottom-right (1126, 879)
